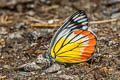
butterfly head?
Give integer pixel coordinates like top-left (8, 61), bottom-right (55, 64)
top-left (43, 52), bottom-right (56, 63)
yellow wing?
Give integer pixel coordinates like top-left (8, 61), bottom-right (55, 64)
top-left (50, 30), bottom-right (97, 63)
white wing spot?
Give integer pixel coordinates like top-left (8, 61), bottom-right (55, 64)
top-left (67, 24), bottom-right (74, 28)
top-left (78, 18), bottom-right (87, 23)
top-left (82, 26), bottom-right (88, 30)
top-left (82, 22), bottom-right (88, 25)
top-left (63, 21), bottom-right (70, 28)
top-left (74, 15), bottom-right (86, 21)
top-left (73, 14), bottom-right (79, 19)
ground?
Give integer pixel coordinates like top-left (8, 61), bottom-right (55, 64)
top-left (0, 0), bottom-right (120, 80)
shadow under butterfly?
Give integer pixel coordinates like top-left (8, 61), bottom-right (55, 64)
top-left (44, 10), bottom-right (97, 64)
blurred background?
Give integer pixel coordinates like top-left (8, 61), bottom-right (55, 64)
top-left (0, 0), bottom-right (120, 79)
top-left (0, 0), bottom-right (120, 21)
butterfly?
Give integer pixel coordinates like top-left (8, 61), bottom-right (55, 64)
top-left (44, 10), bottom-right (97, 63)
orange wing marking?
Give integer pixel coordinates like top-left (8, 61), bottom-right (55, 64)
top-left (74, 30), bottom-right (83, 34)
top-left (81, 31), bottom-right (90, 35)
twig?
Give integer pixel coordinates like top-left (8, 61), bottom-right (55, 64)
top-left (89, 18), bottom-right (120, 24)
top-left (0, 15), bottom-right (13, 24)
top-left (26, 16), bottom-right (47, 23)
top-left (30, 23), bottom-right (61, 28)
top-left (44, 5), bottom-right (59, 12)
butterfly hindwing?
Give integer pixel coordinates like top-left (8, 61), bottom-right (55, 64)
top-left (50, 30), bottom-right (97, 63)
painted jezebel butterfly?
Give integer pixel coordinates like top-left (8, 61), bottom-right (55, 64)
top-left (44, 10), bottom-right (97, 63)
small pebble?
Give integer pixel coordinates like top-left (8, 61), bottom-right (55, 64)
top-left (45, 63), bottom-right (61, 73)
top-left (117, 64), bottom-right (120, 71)
top-left (27, 4), bottom-right (35, 9)
top-left (59, 74), bottom-right (74, 80)
top-left (66, 67), bottom-right (70, 70)
top-left (40, 0), bottom-right (45, 2)
top-left (26, 10), bottom-right (35, 16)
top-left (16, 23), bottom-right (25, 29)
top-left (8, 32), bottom-right (22, 39)
top-left (112, 27), bottom-right (117, 31)
top-left (29, 31), bottom-right (45, 40)
top-left (30, 43), bottom-right (37, 47)
top-left (107, 0), bottom-right (120, 5)
top-left (57, 71), bottom-right (62, 74)
top-left (15, 62), bottom-right (42, 71)
top-left (108, 55), bottom-right (113, 58)
top-left (0, 37), bottom-right (6, 47)
top-left (0, 32), bottom-right (8, 35)
top-left (118, 33), bottom-right (120, 37)
top-left (117, 55), bottom-right (120, 60)
top-left (48, 20), bottom-right (54, 24)
top-left (109, 41), bottom-right (116, 46)
top-left (92, 28), bottom-right (98, 33)
top-left (18, 72), bottom-right (32, 76)
top-left (1, 56), bottom-right (4, 59)
top-left (111, 72), bottom-right (120, 79)
top-left (3, 65), bottom-right (11, 69)
top-left (118, 42), bottom-right (120, 48)
top-left (111, 13), bottom-right (120, 19)
top-left (41, 72), bottom-right (45, 75)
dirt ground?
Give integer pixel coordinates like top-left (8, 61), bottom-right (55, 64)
top-left (0, 0), bottom-right (120, 80)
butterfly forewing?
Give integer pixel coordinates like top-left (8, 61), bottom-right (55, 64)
top-left (49, 10), bottom-right (88, 53)
top-left (50, 30), bottom-right (97, 63)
